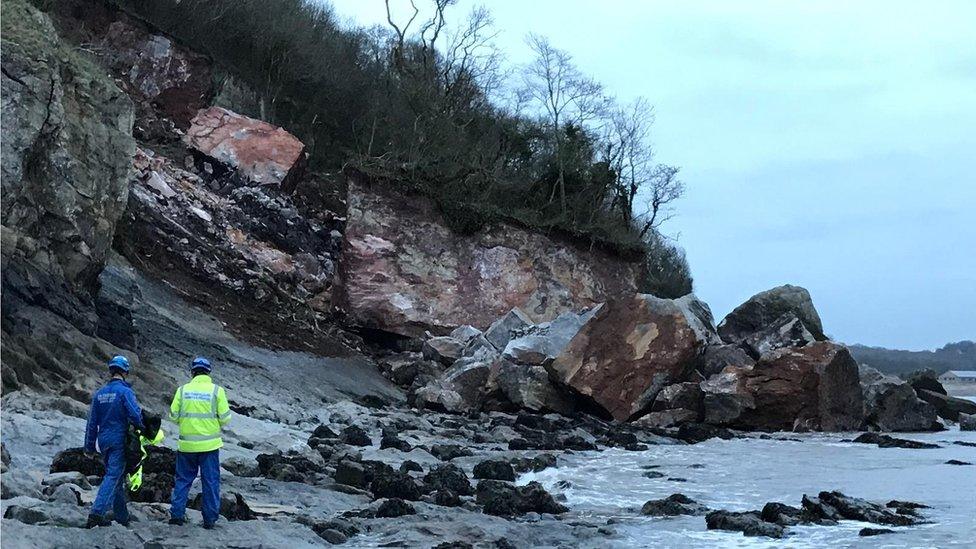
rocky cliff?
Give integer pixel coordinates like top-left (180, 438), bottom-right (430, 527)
top-left (1, 0), bottom-right (136, 394)
top-left (1, 0), bottom-right (135, 291)
top-left (336, 175), bottom-right (641, 338)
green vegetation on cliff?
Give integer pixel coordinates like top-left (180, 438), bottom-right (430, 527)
top-left (38, 0), bottom-right (693, 297)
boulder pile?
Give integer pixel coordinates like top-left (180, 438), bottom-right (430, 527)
top-left (406, 284), bottom-right (951, 434)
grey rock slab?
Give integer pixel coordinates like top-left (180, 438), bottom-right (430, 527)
top-left (484, 309), bottom-right (533, 351)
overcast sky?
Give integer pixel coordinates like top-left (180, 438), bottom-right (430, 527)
top-left (330, 0), bottom-right (976, 350)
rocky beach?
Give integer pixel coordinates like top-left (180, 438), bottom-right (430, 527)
top-left (1, 1), bottom-right (974, 547)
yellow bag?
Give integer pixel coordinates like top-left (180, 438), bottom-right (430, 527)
top-left (127, 429), bottom-right (165, 491)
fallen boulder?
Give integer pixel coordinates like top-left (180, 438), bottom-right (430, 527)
top-left (640, 494), bottom-right (709, 516)
top-left (41, 471), bottom-right (90, 491)
top-left (852, 433), bottom-right (940, 449)
top-left (46, 483), bottom-right (83, 505)
top-left (376, 497), bottom-right (416, 518)
top-left (494, 361), bottom-right (577, 415)
top-left (860, 528), bottom-right (894, 536)
top-left (652, 382), bottom-right (703, 415)
top-left (914, 389), bottom-right (976, 422)
top-left (695, 344), bottom-right (755, 378)
top-left (423, 464), bottom-right (473, 496)
top-left (334, 460), bottom-right (369, 489)
top-left (636, 408), bottom-right (700, 429)
top-left (473, 459), bottom-right (516, 482)
top-left (705, 510), bottom-right (786, 538)
top-left (475, 480), bottom-right (568, 516)
top-left (340, 425), bottom-right (372, 447)
top-left (485, 308), bottom-right (533, 351)
top-left (256, 452), bottom-right (323, 481)
top-left (379, 428), bottom-right (412, 452)
top-left (802, 491), bottom-right (920, 526)
top-left (184, 106), bottom-right (306, 192)
top-left (50, 448), bottom-right (104, 476)
top-left (422, 336), bottom-right (465, 365)
top-left (760, 502), bottom-right (806, 526)
top-left (548, 294), bottom-right (718, 421)
top-left (190, 492), bottom-right (255, 520)
top-left (501, 309), bottom-right (596, 365)
top-left (859, 365), bottom-right (940, 432)
top-left (740, 312), bottom-right (815, 359)
top-left (369, 468), bottom-right (422, 501)
top-left (717, 285), bottom-right (826, 344)
top-left (429, 444), bottom-right (474, 462)
top-left (414, 357), bottom-right (492, 413)
top-left (905, 369), bottom-right (947, 395)
top-left (700, 342), bottom-right (863, 431)
top-left (509, 454), bottom-right (558, 473)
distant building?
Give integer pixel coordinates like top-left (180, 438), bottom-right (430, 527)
top-left (938, 370), bottom-right (976, 384)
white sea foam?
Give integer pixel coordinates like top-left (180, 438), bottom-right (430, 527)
top-left (522, 428), bottom-right (976, 548)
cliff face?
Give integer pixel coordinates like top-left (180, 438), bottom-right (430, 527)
top-left (336, 179), bottom-right (641, 338)
top-left (1, 0), bottom-right (135, 291)
top-left (1, 0), bottom-right (138, 395)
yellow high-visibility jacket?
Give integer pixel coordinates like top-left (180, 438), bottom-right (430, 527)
top-left (169, 375), bottom-right (230, 453)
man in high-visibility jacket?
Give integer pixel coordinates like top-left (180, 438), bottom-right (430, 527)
top-left (167, 357), bottom-right (230, 528)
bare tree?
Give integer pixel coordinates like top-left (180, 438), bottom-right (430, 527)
top-left (381, 0), bottom-right (504, 168)
top-left (521, 34), bottom-right (608, 213)
top-left (639, 164), bottom-right (684, 236)
top-left (603, 97), bottom-right (654, 222)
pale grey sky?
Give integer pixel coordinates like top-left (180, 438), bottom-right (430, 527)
top-left (329, 0), bottom-right (976, 350)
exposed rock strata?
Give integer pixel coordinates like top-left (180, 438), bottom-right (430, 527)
top-left (336, 176), bottom-right (640, 338)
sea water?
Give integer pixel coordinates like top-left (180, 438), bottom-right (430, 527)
top-left (521, 428), bottom-right (976, 548)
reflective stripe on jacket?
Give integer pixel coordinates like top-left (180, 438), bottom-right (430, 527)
top-left (169, 375), bottom-right (230, 452)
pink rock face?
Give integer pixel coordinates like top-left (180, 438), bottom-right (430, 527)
top-left (184, 107), bottom-right (306, 193)
top-left (335, 179), bottom-right (640, 338)
top-left (701, 341), bottom-right (864, 432)
top-left (547, 294), bottom-right (717, 421)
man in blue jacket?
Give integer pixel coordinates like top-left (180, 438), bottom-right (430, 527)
top-left (84, 355), bottom-right (145, 528)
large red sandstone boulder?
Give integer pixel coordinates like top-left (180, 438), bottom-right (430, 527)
top-left (546, 294), bottom-right (718, 421)
top-left (701, 342), bottom-right (864, 432)
top-left (184, 107), bottom-right (306, 193)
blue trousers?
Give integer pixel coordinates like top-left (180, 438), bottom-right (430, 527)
top-left (91, 446), bottom-right (129, 523)
top-left (170, 450), bottom-right (220, 524)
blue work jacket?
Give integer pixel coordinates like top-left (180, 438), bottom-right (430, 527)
top-left (84, 379), bottom-right (144, 452)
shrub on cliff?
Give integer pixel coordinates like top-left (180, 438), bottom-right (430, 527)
top-left (639, 232), bottom-right (694, 299)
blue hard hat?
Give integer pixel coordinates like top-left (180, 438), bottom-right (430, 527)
top-left (108, 355), bottom-right (131, 373)
top-left (190, 356), bottom-right (212, 373)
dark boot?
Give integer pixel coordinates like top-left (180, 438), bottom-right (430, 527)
top-left (168, 517), bottom-right (185, 526)
top-left (86, 515), bottom-right (110, 529)
top-left (203, 521), bottom-right (215, 530)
